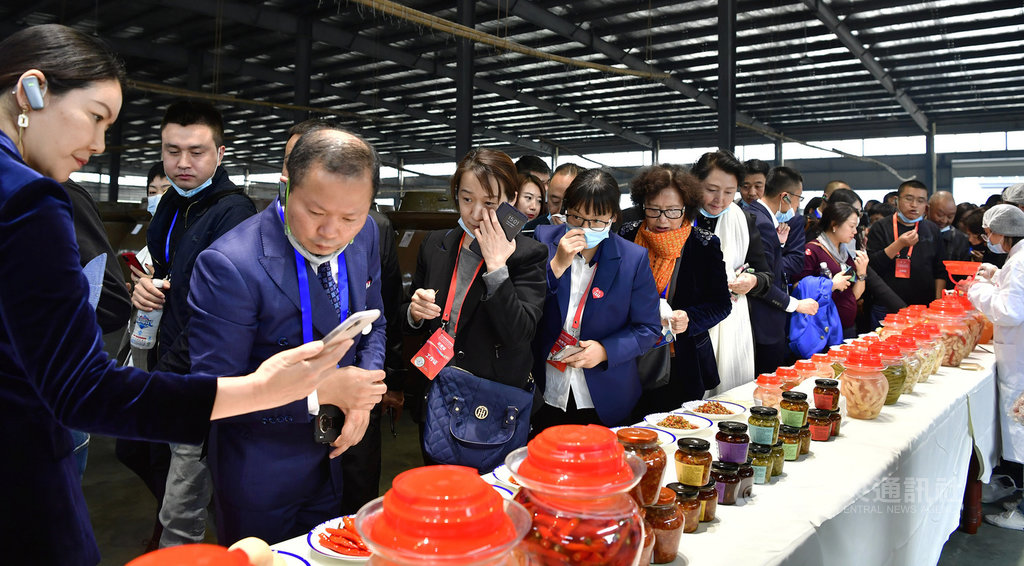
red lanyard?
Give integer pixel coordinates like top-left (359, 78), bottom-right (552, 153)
top-left (570, 263), bottom-right (599, 334)
top-left (441, 234), bottom-right (484, 336)
top-left (892, 215), bottom-right (919, 258)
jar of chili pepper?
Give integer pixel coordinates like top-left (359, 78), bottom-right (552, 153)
top-left (666, 483), bottom-right (701, 534)
top-left (354, 465), bottom-right (532, 566)
top-left (813, 378), bottom-right (840, 411)
top-left (645, 487), bottom-right (683, 563)
top-left (711, 461), bottom-right (741, 505)
top-left (737, 461), bottom-right (754, 499)
top-left (697, 480), bottom-right (718, 522)
top-left (807, 409), bottom-right (831, 441)
top-left (715, 421), bottom-right (750, 464)
top-left (617, 427), bottom-right (667, 506)
top-left (507, 425), bottom-right (645, 566)
top-left (639, 517), bottom-right (655, 566)
top-left (674, 438), bottom-right (712, 487)
top-left (829, 410), bottom-right (842, 437)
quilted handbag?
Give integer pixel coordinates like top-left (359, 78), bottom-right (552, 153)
top-left (423, 366), bottom-right (534, 473)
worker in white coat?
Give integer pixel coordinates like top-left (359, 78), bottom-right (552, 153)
top-left (967, 204), bottom-right (1024, 530)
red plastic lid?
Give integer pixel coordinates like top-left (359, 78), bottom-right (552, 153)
top-left (756, 373), bottom-right (781, 386)
top-left (844, 350), bottom-right (883, 371)
top-left (616, 427), bottom-right (659, 446)
top-left (929, 300), bottom-right (965, 315)
top-left (517, 425), bottom-right (635, 488)
top-left (776, 366), bottom-right (799, 379)
top-left (869, 342), bottom-right (902, 361)
top-left (888, 334), bottom-right (918, 351)
top-left (794, 359), bottom-right (817, 371)
top-left (906, 305), bottom-right (927, 316)
top-left (861, 334), bottom-right (880, 344)
top-left (369, 465), bottom-right (516, 555)
top-left (839, 344), bottom-right (857, 354)
top-left (126, 545), bottom-right (249, 566)
top-left (811, 353), bottom-right (830, 363)
top-left (656, 486), bottom-right (676, 506)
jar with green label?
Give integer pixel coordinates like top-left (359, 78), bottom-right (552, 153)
top-left (780, 391), bottom-right (809, 427)
top-left (748, 406), bottom-right (780, 446)
top-left (674, 438), bottom-right (712, 487)
top-left (748, 443), bottom-right (773, 485)
top-left (779, 425), bottom-right (801, 461)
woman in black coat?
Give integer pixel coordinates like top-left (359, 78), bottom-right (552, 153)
top-left (620, 165), bottom-right (733, 418)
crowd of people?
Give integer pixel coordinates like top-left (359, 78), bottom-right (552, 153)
top-left (2, 24), bottom-right (1024, 566)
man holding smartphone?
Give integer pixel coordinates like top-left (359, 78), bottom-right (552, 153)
top-left (186, 127), bottom-right (387, 545)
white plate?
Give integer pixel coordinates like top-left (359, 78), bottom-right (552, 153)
top-left (643, 412), bottom-right (713, 433)
top-left (680, 399), bottom-right (748, 420)
top-left (307, 516), bottom-right (371, 561)
top-left (489, 464), bottom-right (522, 489)
top-left (273, 550), bottom-right (311, 566)
top-left (610, 425), bottom-right (677, 446)
top-left (490, 483), bottom-right (515, 499)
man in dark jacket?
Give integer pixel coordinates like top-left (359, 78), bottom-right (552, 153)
top-left (131, 100), bottom-right (256, 547)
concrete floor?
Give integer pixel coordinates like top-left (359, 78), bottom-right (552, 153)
top-left (83, 415), bottom-right (1024, 565)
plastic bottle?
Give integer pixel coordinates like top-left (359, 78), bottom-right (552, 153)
top-left (820, 261), bottom-right (833, 280)
top-left (130, 278), bottom-right (165, 349)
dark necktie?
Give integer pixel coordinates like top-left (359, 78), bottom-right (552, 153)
top-left (317, 262), bottom-right (341, 316)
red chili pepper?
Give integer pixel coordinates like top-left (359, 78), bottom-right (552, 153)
top-left (343, 516), bottom-right (356, 531)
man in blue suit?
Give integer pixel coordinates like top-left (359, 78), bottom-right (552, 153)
top-left (187, 127), bottom-right (387, 544)
top-left (748, 166), bottom-right (819, 375)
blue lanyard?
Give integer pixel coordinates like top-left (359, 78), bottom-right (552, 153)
top-left (164, 210), bottom-right (180, 264)
top-left (277, 203), bottom-right (348, 343)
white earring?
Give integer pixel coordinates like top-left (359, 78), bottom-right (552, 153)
top-left (17, 110), bottom-right (28, 128)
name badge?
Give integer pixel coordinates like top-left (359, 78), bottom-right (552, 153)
top-left (546, 329), bottom-right (580, 372)
top-left (894, 258), bottom-right (911, 279)
top-left (411, 327), bottom-right (455, 380)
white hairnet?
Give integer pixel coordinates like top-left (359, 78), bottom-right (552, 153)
top-left (982, 204), bottom-right (1024, 237)
top-left (1002, 183), bottom-right (1024, 206)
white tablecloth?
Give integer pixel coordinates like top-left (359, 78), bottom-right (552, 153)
top-left (271, 350), bottom-right (999, 566)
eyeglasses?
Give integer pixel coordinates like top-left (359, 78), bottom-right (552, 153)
top-left (900, 195), bottom-right (928, 205)
top-left (643, 207), bottom-right (684, 219)
top-left (566, 212), bottom-right (612, 230)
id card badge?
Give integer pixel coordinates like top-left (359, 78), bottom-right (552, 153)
top-left (412, 327), bottom-right (455, 380)
top-left (547, 329), bottom-right (579, 372)
top-left (894, 258), bottom-right (911, 279)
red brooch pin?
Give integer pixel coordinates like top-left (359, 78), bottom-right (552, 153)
top-left (592, 287), bottom-right (604, 299)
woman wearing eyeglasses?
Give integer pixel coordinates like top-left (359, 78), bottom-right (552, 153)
top-left (532, 169), bottom-right (662, 430)
top-left (619, 165), bottom-right (733, 415)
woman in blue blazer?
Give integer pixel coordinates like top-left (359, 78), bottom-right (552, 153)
top-left (619, 165), bottom-right (732, 417)
top-left (532, 169), bottom-right (662, 430)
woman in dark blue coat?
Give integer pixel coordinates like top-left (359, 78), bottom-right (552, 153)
top-left (619, 165), bottom-right (732, 417)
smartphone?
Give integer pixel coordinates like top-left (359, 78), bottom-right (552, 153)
top-left (120, 252), bottom-right (147, 274)
top-left (549, 344), bottom-right (584, 362)
top-left (320, 309), bottom-right (381, 348)
top-left (469, 202), bottom-right (529, 255)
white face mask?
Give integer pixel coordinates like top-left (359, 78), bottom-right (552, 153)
top-left (146, 193), bottom-right (161, 217)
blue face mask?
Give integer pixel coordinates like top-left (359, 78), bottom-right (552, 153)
top-left (170, 175), bottom-right (214, 199)
top-left (987, 240), bottom-right (1006, 254)
top-left (582, 225), bottom-right (611, 249)
top-left (940, 225), bottom-right (952, 233)
top-left (897, 210), bottom-right (923, 224)
top-left (699, 207), bottom-right (726, 219)
top-left (776, 208), bottom-right (795, 223)
top-left (457, 217), bottom-right (475, 239)
top-left (146, 193), bottom-right (161, 217)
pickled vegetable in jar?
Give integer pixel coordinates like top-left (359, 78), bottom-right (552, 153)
top-left (808, 409), bottom-right (831, 441)
top-left (927, 300), bottom-right (972, 367)
top-left (828, 347), bottom-right (847, 378)
top-left (779, 425), bottom-right (801, 461)
top-left (697, 480), bottom-right (718, 522)
top-left (666, 483), bottom-right (700, 534)
top-left (829, 410), bottom-right (842, 437)
top-left (753, 373), bottom-right (783, 409)
top-left (798, 425), bottom-right (811, 455)
top-left (920, 323), bottom-right (947, 375)
top-left (780, 391), bottom-right (809, 427)
top-left (737, 463), bottom-right (754, 499)
top-left (748, 444), bottom-right (773, 484)
top-left (906, 325), bottom-right (939, 378)
top-left (794, 359), bottom-right (819, 384)
top-left (639, 518), bottom-right (655, 566)
top-left (776, 366), bottom-right (801, 391)
top-left (617, 427), bottom-right (667, 506)
top-left (771, 441), bottom-right (786, 476)
top-left (869, 342), bottom-right (907, 405)
top-left (840, 351), bottom-right (888, 420)
top-left (748, 406), bottom-right (780, 445)
top-left (645, 487), bottom-right (683, 564)
top-left (715, 421), bottom-right (750, 464)
top-left (675, 438), bottom-right (712, 487)
top-left (811, 353), bottom-right (834, 379)
top-left (711, 461), bottom-right (740, 505)
top-left (888, 334), bottom-right (924, 389)
top-left (813, 378), bottom-right (840, 411)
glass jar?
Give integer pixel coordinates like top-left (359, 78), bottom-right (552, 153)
top-left (906, 325), bottom-right (940, 378)
top-left (920, 323), bottom-right (947, 375)
top-left (355, 466), bottom-right (532, 566)
top-left (828, 347), bottom-right (847, 378)
top-left (869, 342), bottom-right (907, 404)
top-left (674, 438), bottom-right (712, 487)
top-left (840, 351), bottom-right (888, 420)
top-left (666, 483), bottom-right (700, 534)
top-left (889, 334), bottom-right (925, 388)
top-left (645, 487), bottom-right (683, 564)
top-left (813, 378), bottom-right (840, 411)
top-left (639, 518), bottom-right (655, 566)
top-left (779, 425), bottom-right (801, 461)
top-left (617, 427), bottom-right (667, 506)
top-left (697, 480), bottom-right (718, 522)
top-left (798, 425), bottom-right (811, 455)
top-left (829, 410), bottom-right (842, 437)
top-left (508, 425), bottom-right (644, 566)
top-left (811, 353), bottom-right (834, 379)
top-left (780, 391), bottom-right (809, 427)
top-left (748, 444), bottom-right (773, 484)
top-left (878, 313), bottom-right (910, 341)
top-left (715, 421), bottom-right (750, 464)
top-left (807, 409), bottom-right (831, 441)
top-left (794, 359), bottom-right (819, 384)
top-left (737, 463), bottom-right (754, 500)
top-left (748, 406), bottom-right (780, 446)
top-left (771, 441), bottom-right (786, 476)
top-left (711, 461), bottom-right (740, 505)
top-left (753, 373), bottom-right (783, 409)
top-left (927, 300), bottom-right (972, 367)
top-left (776, 366), bottom-right (801, 391)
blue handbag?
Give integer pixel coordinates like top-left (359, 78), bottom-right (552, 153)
top-left (422, 366), bottom-right (534, 473)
